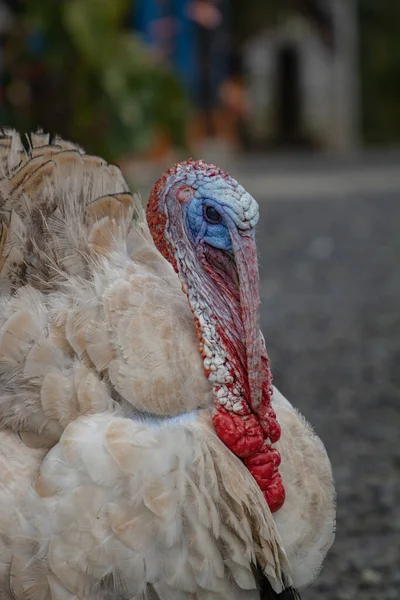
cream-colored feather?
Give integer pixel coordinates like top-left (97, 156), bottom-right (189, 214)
top-left (1, 411), bottom-right (289, 600)
top-left (272, 387), bottom-right (336, 588)
top-left (0, 130), bottom-right (335, 597)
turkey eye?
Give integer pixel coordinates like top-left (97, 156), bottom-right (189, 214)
top-left (204, 205), bottom-right (222, 224)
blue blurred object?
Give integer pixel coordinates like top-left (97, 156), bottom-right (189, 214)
top-left (172, 0), bottom-right (197, 99)
top-left (132, 0), bottom-right (163, 46)
top-left (133, 0), bottom-right (229, 109)
top-left (27, 30), bottom-right (47, 55)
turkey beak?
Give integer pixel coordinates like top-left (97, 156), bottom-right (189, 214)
top-left (230, 229), bottom-right (262, 412)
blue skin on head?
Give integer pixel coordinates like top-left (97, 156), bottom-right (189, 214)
top-left (186, 197), bottom-right (233, 253)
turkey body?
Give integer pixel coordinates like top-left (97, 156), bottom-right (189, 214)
top-left (0, 131), bottom-right (335, 599)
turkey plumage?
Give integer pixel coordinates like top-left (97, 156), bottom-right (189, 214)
top-left (0, 130), bottom-right (335, 599)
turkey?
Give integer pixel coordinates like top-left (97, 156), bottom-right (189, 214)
top-left (0, 130), bottom-right (335, 599)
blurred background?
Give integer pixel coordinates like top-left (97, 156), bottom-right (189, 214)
top-left (0, 1), bottom-right (399, 599)
top-left (1, 1), bottom-right (400, 165)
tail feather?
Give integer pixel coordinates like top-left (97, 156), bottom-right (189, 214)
top-left (260, 583), bottom-right (301, 600)
top-left (257, 570), bottom-right (301, 600)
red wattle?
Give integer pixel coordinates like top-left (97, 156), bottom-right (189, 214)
top-left (259, 408), bottom-right (281, 444)
top-left (213, 407), bottom-right (285, 512)
top-left (213, 408), bottom-right (264, 458)
top-left (263, 472), bottom-right (286, 513)
top-left (268, 418), bottom-right (281, 444)
top-left (244, 446), bottom-right (282, 489)
top-left (244, 445), bottom-right (281, 469)
top-left (213, 395), bottom-right (285, 512)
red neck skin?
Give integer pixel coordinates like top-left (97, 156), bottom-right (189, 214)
top-left (199, 243), bottom-right (285, 513)
top-left (146, 162), bottom-right (285, 513)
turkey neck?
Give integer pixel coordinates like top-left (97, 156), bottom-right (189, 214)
top-left (146, 163), bottom-right (285, 512)
top-left (167, 209), bottom-right (285, 512)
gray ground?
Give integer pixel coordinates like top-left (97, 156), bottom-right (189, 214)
top-left (251, 156), bottom-right (400, 600)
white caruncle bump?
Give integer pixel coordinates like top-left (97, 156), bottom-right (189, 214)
top-left (244, 202), bottom-right (258, 222)
top-left (224, 398), bottom-right (235, 410)
top-left (198, 314), bottom-right (207, 328)
top-left (214, 355), bottom-right (224, 367)
top-left (208, 325), bottom-right (217, 337)
top-left (216, 366), bottom-right (228, 379)
top-left (203, 357), bottom-right (211, 369)
top-left (180, 263), bottom-right (241, 393)
top-left (202, 345), bottom-right (212, 359)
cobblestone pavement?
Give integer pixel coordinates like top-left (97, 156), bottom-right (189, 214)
top-left (256, 188), bottom-right (400, 600)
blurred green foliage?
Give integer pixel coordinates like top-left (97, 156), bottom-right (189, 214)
top-left (359, 1), bottom-right (400, 144)
top-left (2, 0), bottom-right (189, 159)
